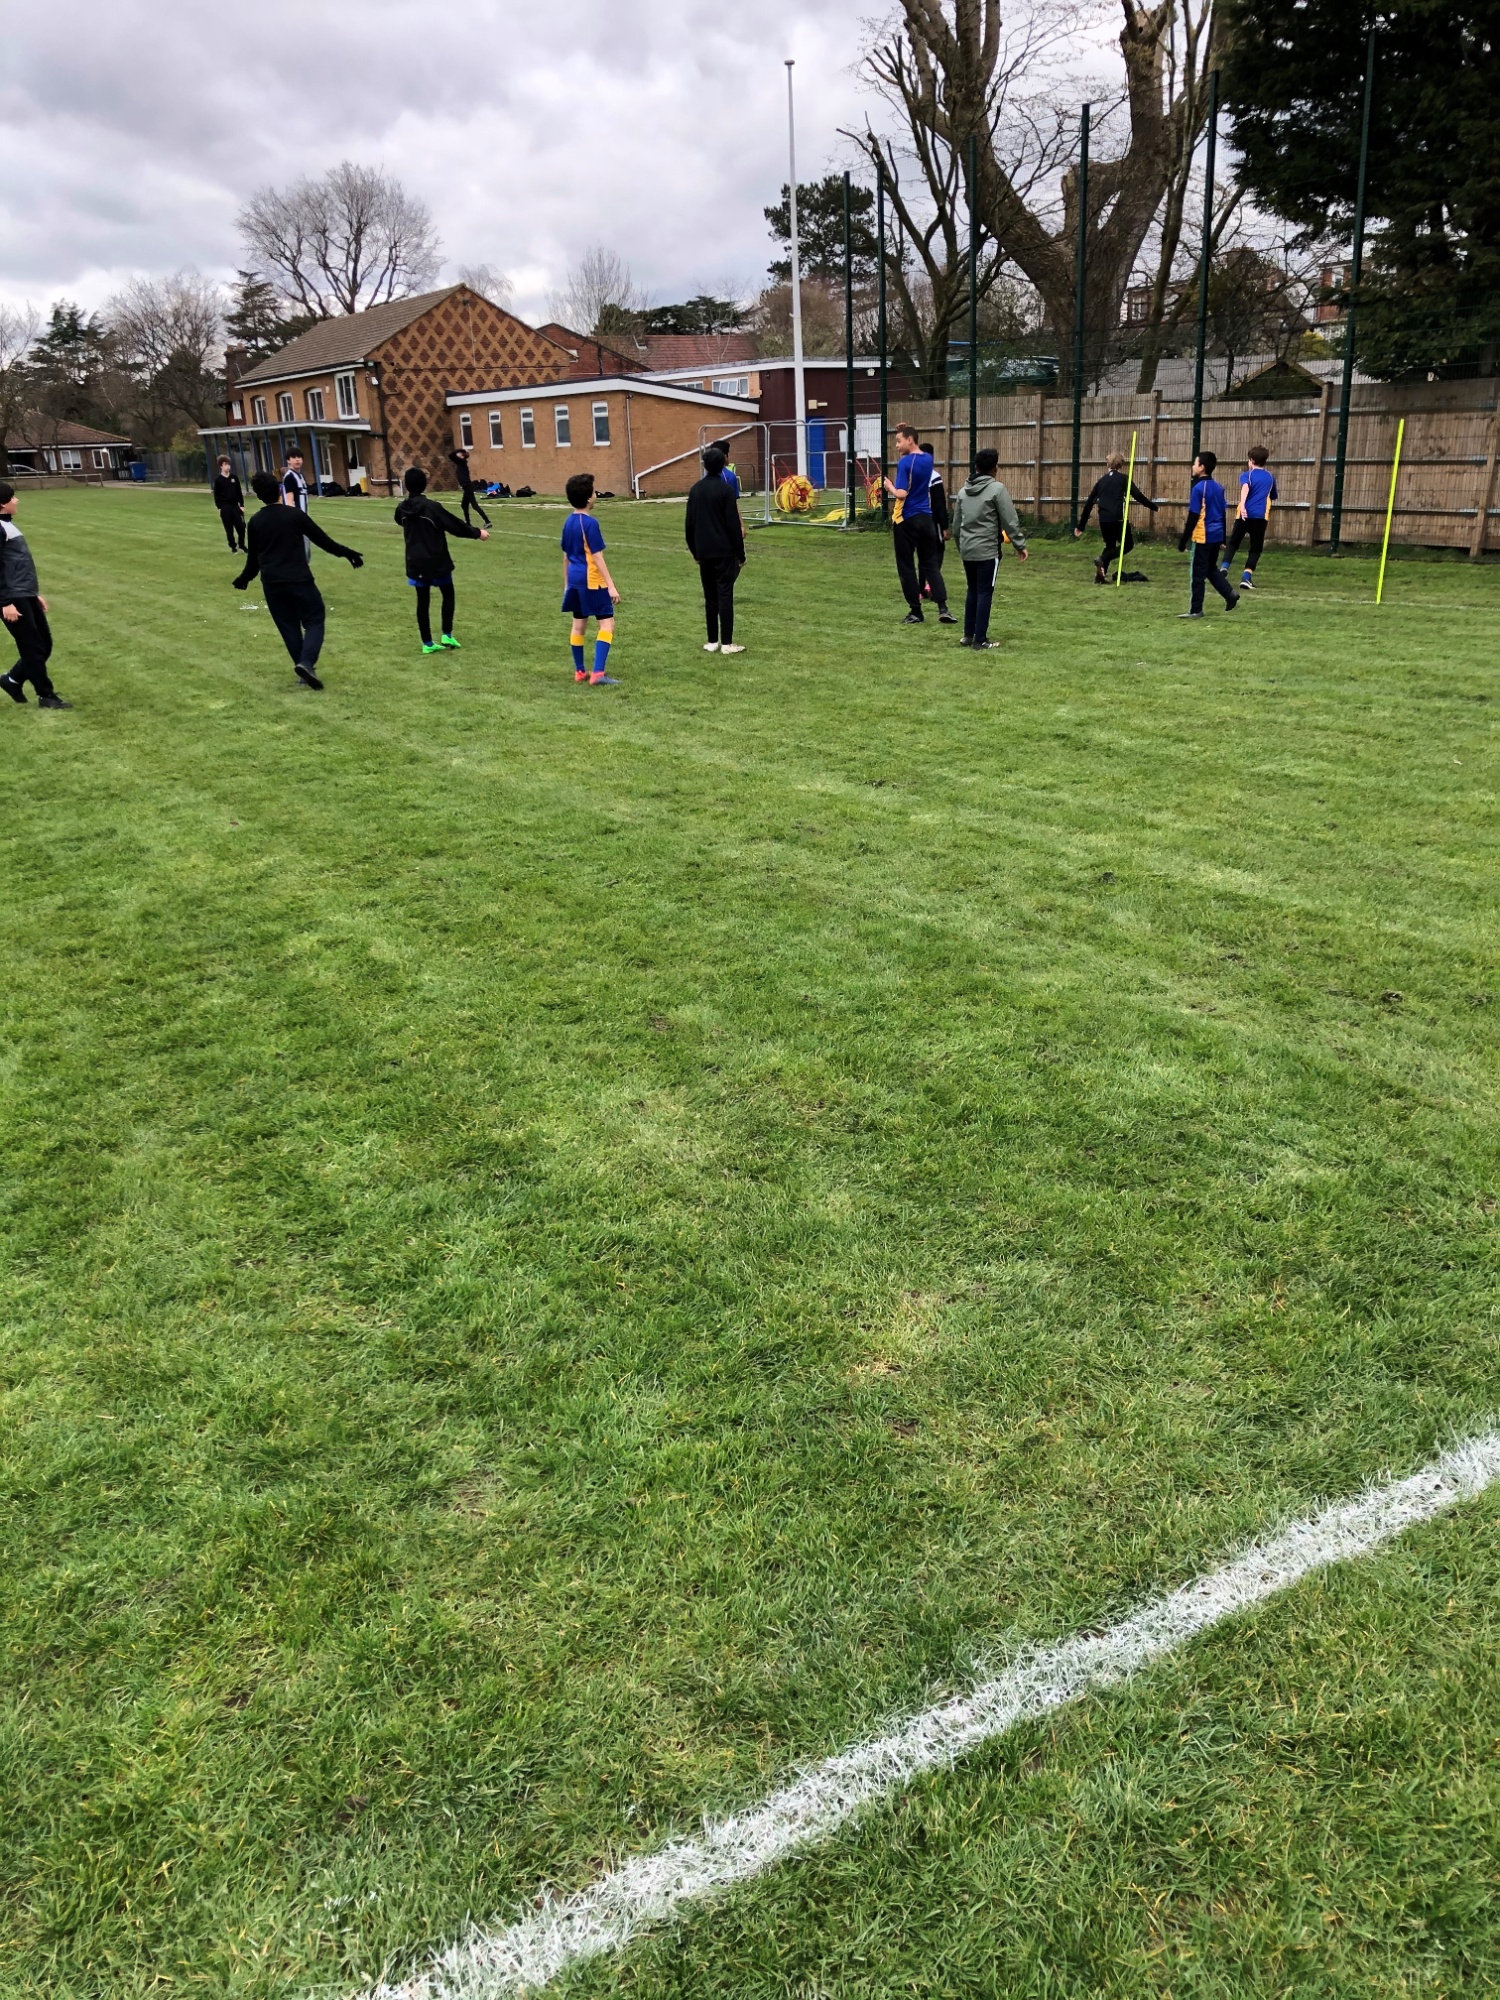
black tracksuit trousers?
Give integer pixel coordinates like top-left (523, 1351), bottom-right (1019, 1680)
top-left (1190, 543), bottom-right (1237, 613)
top-left (698, 556), bottom-right (738, 645)
top-left (219, 504), bottom-right (247, 551)
top-left (1223, 516), bottom-right (1267, 571)
top-left (414, 575), bottom-right (457, 645)
top-left (894, 514), bottom-right (947, 612)
top-left (1097, 520), bottom-right (1134, 574)
top-left (4, 597), bottom-right (56, 696)
top-left (263, 580), bottom-right (326, 671)
top-left (460, 487), bottom-right (491, 528)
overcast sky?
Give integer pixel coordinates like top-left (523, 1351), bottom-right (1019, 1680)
top-left (0, 0), bottom-right (911, 323)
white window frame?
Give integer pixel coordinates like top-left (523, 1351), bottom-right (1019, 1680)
top-left (592, 401), bottom-right (611, 446)
top-left (459, 411), bottom-right (474, 447)
top-left (554, 404), bottom-right (572, 447)
top-left (335, 372), bottom-right (359, 418)
top-left (276, 392), bottom-right (294, 423)
top-left (488, 409), bottom-right (503, 448)
top-left (710, 377), bottom-right (749, 398)
top-left (520, 407), bottom-right (536, 448)
top-left (93, 449), bottom-right (109, 469)
top-left (305, 387), bottom-right (325, 421)
top-left (230, 400), bottom-right (244, 421)
top-left (251, 396), bottom-right (267, 425)
top-left (60, 448), bottom-right (82, 470)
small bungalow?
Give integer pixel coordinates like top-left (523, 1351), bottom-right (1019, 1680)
top-left (4, 414), bottom-right (134, 476)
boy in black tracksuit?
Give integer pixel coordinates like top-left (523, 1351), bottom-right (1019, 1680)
top-left (233, 470), bottom-right (363, 687)
top-left (0, 481), bottom-right (72, 708)
top-left (920, 440), bottom-right (950, 601)
top-left (394, 466), bottom-right (487, 652)
top-left (448, 447), bottom-right (492, 527)
top-left (684, 447), bottom-right (747, 651)
top-left (213, 458), bottom-right (246, 551)
top-left (1075, 452), bottom-right (1157, 582)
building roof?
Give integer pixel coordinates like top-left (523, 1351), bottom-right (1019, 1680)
top-left (629, 332), bottom-right (760, 371)
top-left (446, 376), bottom-right (759, 413)
top-left (5, 411), bottom-right (133, 448)
top-left (536, 323), bottom-right (648, 377)
top-left (237, 287), bottom-right (467, 385)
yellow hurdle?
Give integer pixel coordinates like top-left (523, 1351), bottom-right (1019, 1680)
top-left (1117, 430), bottom-right (1139, 587)
top-left (1376, 417), bottom-right (1406, 605)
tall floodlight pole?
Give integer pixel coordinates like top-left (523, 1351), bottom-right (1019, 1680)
top-left (786, 60), bottom-right (808, 479)
top-left (1069, 103), bottom-right (1090, 530)
top-left (844, 170), bottom-right (857, 527)
top-left (968, 133), bottom-right (979, 472)
top-left (1191, 68), bottom-right (1221, 460)
top-left (877, 156), bottom-right (890, 522)
top-left (1329, 28), bottom-right (1377, 554)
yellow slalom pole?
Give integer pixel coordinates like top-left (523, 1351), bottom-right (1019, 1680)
top-left (1376, 416), bottom-right (1405, 604)
top-left (1116, 429), bottom-right (1139, 587)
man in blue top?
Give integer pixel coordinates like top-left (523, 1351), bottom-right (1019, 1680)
top-left (882, 423), bottom-right (955, 624)
top-left (1176, 450), bottom-right (1240, 617)
top-left (1220, 444), bottom-right (1278, 590)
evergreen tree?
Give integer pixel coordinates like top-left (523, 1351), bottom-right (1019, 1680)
top-left (225, 271), bottom-right (320, 359)
top-left (638, 297), bottom-right (746, 336)
top-left (765, 176), bottom-right (878, 285)
top-left (28, 303), bottom-right (118, 429)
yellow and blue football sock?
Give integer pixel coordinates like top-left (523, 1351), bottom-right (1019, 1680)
top-left (591, 622), bottom-right (615, 680)
top-left (570, 635), bottom-right (586, 677)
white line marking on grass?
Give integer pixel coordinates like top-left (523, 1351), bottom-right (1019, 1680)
top-left (359, 1430), bottom-right (1500, 2000)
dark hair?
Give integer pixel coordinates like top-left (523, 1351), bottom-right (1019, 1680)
top-left (251, 471), bottom-right (282, 504)
top-left (218, 456), bottom-right (232, 467)
top-left (1196, 449), bottom-right (1218, 474)
top-left (974, 448), bottom-right (999, 475)
top-left (710, 439), bottom-right (730, 453)
top-left (565, 472), bottom-right (595, 509)
top-left (1248, 444), bottom-right (1270, 466)
top-left (284, 448), bottom-right (303, 461)
top-left (403, 467), bottom-right (428, 494)
top-left (894, 423), bottom-right (918, 443)
top-left (702, 447), bottom-right (727, 475)
top-left (0, 483), bottom-right (13, 508)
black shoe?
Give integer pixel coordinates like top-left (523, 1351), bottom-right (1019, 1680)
top-left (902, 611), bottom-right (925, 624)
top-left (1225, 592), bottom-right (1241, 612)
top-left (37, 693), bottom-right (73, 709)
top-left (1177, 611), bottom-right (1204, 619)
top-left (972, 639), bottom-right (998, 650)
top-left (1094, 569), bottom-right (1108, 585)
top-left (1122, 571), bottom-right (1150, 584)
top-left (295, 664), bottom-right (325, 689)
top-left (0, 672), bottom-right (25, 704)
top-left (937, 610), bottom-right (957, 624)
top-left (957, 636), bottom-right (973, 647)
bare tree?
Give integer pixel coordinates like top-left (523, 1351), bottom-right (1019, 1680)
top-left (885, 0), bottom-right (1219, 392)
top-left (105, 271), bottom-right (226, 438)
top-left (238, 163), bottom-right (443, 319)
top-left (456, 264), bottom-right (514, 309)
top-left (0, 304), bottom-right (40, 471)
top-left (1129, 0), bottom-right (1216, 388)
top-left (550, 247), bottom-right (645, 335)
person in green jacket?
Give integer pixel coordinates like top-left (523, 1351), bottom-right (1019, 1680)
top-left (951, 449), bottom-right (1028, 649)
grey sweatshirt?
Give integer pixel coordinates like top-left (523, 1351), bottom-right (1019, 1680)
top-left (0, 518), bottom-right (41, 602)
top-left (952, 475), bottom-right (1026, 562)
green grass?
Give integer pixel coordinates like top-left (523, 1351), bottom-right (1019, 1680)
top-left (1, 487), bottom-right (1496, 1999)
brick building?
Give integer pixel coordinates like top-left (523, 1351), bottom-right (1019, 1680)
top-left (201, 285), bottom-right (571, 494)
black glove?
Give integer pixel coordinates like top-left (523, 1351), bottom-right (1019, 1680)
top-left (1177, 539), bottom-right (1189, 553)
top-left (345, 550), bottom-right (364, 569)
top-left (232, 577), bottom-right (249, 590)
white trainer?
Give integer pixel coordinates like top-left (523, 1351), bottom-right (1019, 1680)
top-left (703, 641), bottom-right (720, 652)
top-left (719, 643), bottom-right (746, 655)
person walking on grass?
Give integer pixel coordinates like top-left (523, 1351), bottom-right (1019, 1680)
top-left (685, 446), bottom-right (747, 655)
top-left (561, 472), bottom-right (620, 685)
top-left (1177, 451), bottom-right (1240, 618)
top-left (884, 423), bottom-right (955, 625)
top-left (0, 482), bottom-right (72, 709)
top-left (233, 470), bottom-right (363, 689)
top-left (1221, 444), bottom-right (1278, 591)
top-left (447, 445), bottom-right (492, 528)
top-left (1074, 450), bottom-right (1156, 583)
top-left (952, 448), bottom-right (1028, 649)
top-left (394, 467), bottom-right (487, 654)
top-left (213, 456), bottom-right (247, 552)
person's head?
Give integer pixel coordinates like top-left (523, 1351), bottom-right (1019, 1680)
top-left (974, 448), bottom-right (999, 477)
top-left (285, 450), bottom-right (303, 468)
top-left (0, 481), bottom-right (15, 517)
top-left (251, 471), bottom-right (282, 505)
top-left (703, 447), bottom-right (727, 476)
top-left (920, 442), bottom-right (938, 459)
top-left (894, 424), bottom-right (918, 452)
top-left (218, 456), bottom-right (232, 472)
top-left (1193, 449), bottom-right (1218, 477)
top-left (1107, 451), bottom-right (1126, 472)
top-left (710, 439), bottom-right (730, 454)
top-left (565, 471), bottom-right (596, 511)
top-left (1248, 444), bottom-right (1269, 466)
top-left (455, 445), bottom-right (469, 458)
top-left (403, 466), bottom-right (429, 494)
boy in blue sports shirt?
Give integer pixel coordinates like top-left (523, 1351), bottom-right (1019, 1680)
top-left (708, 441), bottom-right (741, 498)
top-left (561, 472), bottom-right (621, 684)
top-left (882, 423), bottom-right (954, 623)
top-left (1221, 444), bottom-right (1277, 590)
top-left (1177, 450), bottom-right (1240, 617)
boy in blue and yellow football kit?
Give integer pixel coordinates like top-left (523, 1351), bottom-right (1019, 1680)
top-left (1221, 445), bottom-right (1278, 590)
top-left (1177, 451), bottom-right (1240, 617)
top-left (560, 472), bottom-right (620, 684)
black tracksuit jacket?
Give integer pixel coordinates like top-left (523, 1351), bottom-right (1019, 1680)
top-left (233, 505), bottom-right (362, 588)
top-left (213, 473), bottom-right (244, 511)
top-left (393, 494), bottom-right (482, 578)
top-left (1078, 470), bottom-right (1156, 528)
top-left (684, 475), bottom-right (745, 564)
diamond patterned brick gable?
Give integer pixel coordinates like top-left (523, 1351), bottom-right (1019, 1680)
top-left (374, 291), bottom-right (569, 489)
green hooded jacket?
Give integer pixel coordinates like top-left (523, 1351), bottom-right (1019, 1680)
top-left (952, 474), bottom-right (1026, 562)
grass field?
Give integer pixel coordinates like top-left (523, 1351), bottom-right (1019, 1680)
top-left (1, 486), bottom-right (1497, 1999)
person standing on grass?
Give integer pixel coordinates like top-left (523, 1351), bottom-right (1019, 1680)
top-left (920, 440), bottom-right (951, 605)
top-left (213, 457), bottom-right (247, 552)
top-left (0, 482), bottom-right (72, 709)
top-left (280, 449), bottom-right (309, 513)
top-left (1221, 445), bottom-right (1278, 591)
top-left (952, 448), bottom-right (1028, 650)
top-left (685, 447), bottom-right (746, 655)
top-left (1074, 450), bottom-right (1157, 583)
top-left (447, 445), bottom-right (492, 528)
top-left (233, 469), bottom-right (363, 689)
top-left (394, 467), bottom-right (487, 655)
top-left (883, 423), bottom-right (955, 625)
top-left (708, 441), bottom-right (741, 499)
top-left (560, 472), bottom-right (620, 685)
top-left (1177, 451), bottom-right (1240, 618)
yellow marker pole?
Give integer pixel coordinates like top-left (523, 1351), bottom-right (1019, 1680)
top-left (1116, 429), bottom-right (1139, 587)
top-left (1376, 416), bottom-right (1405, 604)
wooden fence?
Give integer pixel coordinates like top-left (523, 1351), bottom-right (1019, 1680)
top-left (889, 380), bottom-right (1500, 554)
